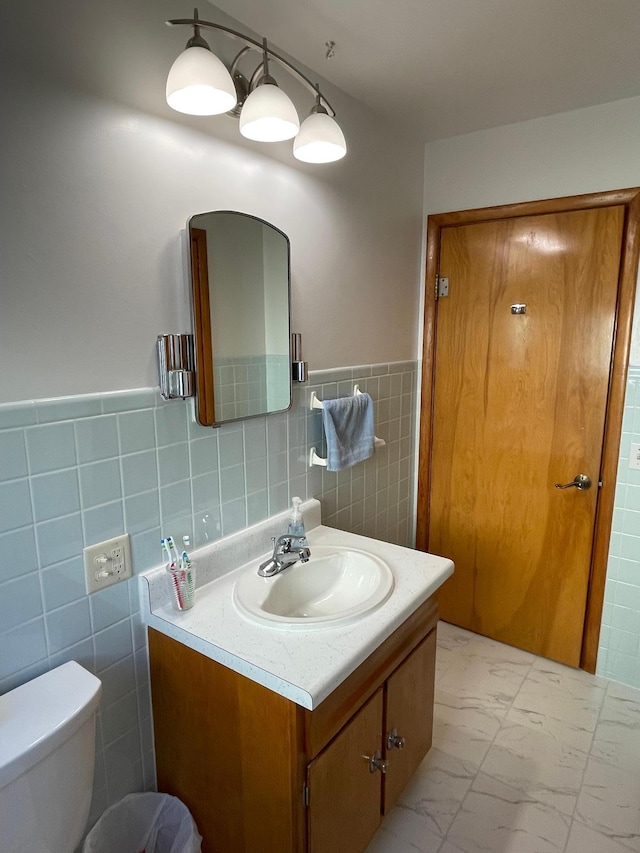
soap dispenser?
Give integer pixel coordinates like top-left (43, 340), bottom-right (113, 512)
top-left (287, 496), bottom-right (307, 544)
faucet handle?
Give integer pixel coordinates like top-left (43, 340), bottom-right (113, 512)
top-left (276, 535), bottom-right (293, 552)
top-left (258, 538), bottom-right (280, 577)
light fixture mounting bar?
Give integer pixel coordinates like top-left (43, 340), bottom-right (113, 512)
top-left (166, 15), bottom-right (337, 116)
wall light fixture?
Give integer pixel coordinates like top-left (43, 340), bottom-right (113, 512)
top-left (165, 8), bottom-right (347, 163)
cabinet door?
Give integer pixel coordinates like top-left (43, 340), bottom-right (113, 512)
top-left (383, 628), bottom-right (436, 812)
top-left (307, 689), bottom-right (384, 853)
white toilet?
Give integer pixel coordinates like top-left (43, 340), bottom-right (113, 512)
top-left (0, 660), bottom-right (102, 853)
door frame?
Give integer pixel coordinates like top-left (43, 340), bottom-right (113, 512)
top-left (416, 187), bottom-right (640, 672)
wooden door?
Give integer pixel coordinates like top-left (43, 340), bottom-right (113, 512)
top-left (429, 206), bottom-right (624, 666)
top-left (383, 628), bottom-right (436, 812)
top-left (307, 690), bottom-right (383, 853)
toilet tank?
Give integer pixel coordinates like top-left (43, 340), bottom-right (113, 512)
top-left (0, 661), bottom-right (102, 853)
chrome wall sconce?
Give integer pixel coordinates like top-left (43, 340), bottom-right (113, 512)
top-left (157, 334), bottom-right (195, 400)
top-left (165, 8), bottom-right (347, 164)
top-left (291, 332), bottom-right (307, 382)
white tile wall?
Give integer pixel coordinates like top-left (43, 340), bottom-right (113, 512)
top-left (0, 360), bottom-right (417, 830)
top-left (598, 367), bottom-right (640, 689)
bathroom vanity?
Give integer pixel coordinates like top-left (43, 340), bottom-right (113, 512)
top-left (141, 501), bottom-right (453, 853)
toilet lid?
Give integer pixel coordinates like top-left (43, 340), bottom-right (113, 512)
top-left (0, 661), bottom-right (101, 789)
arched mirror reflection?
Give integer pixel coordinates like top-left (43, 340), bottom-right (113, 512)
top-left (189, 211), bottom-right (291, 426)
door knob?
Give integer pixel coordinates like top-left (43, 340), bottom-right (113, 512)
top-left (365, 750), bottom-right (388, 774)
top-left (555, 474), bottom-right (592, 491)
top-left (387, 728), bottom-right (406, 750)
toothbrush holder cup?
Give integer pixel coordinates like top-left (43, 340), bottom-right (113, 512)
top-left (166, 562), bottom-right (196, 611)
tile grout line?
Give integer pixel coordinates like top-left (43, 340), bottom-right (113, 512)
top-left (561, 672), bottom-right (610, 851)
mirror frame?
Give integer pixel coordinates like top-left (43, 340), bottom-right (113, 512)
top-left (189, 210), bottom-right (292, 427)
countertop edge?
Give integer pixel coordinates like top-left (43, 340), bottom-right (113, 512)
top-left (144, 611), bottom-right (315, 709)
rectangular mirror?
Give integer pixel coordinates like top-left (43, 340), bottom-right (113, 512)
top-left (189, 211), bottom-right (292, 427)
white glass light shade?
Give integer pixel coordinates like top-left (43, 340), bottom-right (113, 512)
top-left (166, 46), bottom-right (237, 115)
top-left (239, 84), bottom-right (300, 142)
top-left (293, 112), bottom-right (347, 163)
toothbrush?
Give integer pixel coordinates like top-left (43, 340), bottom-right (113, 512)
top-left (161, 538), bottom-right (174, 566)
top-left (182, 536), bottom-right (192, 568)
top-left (167, 536), bottom-right (180, 567)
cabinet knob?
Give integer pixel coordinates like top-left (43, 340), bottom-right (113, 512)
top-left (387, 728), bottom-right (406, 750)
top-left (365, 750), bottom-right (388, 774)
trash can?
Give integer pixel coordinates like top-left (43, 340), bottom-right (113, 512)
top-left (83, 792), bottom-right (202, 853)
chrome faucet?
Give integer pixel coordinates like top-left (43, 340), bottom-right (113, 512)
top-left (258, 535), bottom-right (311, 577)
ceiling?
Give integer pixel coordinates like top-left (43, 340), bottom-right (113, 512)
top-left (205, 0), bottom-right (640, 141)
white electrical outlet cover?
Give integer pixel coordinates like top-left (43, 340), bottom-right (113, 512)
top-left (84, 534), bottom-right (132, 594)
top-left (630, 443), bottom-right (640, 471)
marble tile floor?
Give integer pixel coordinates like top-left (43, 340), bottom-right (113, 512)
top-left (366, 621), bottom-right (640, 853)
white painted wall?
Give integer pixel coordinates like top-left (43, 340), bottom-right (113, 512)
top-left (424, 95), bottom-right (640, 214)
top-left (0, 0), bottom-right (424, 405)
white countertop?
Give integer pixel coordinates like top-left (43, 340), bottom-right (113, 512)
top-left (139, 503), bottom-right (453, 710)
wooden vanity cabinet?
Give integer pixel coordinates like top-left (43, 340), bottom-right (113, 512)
top-left (307, 689), bottom-right (384, 853)
top-left (383, 629), bottom-right (437, 812)
top-left (148, 594), bottom-right (438, 853)
top-left (306, 630), bottom-right (436, 853)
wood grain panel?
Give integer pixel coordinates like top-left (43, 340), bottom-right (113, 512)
top-left (424, 187), bottom-right (640, 231)
top-left (190, 227), bottom-right (215, 426)
top-left (416, 218), bottom-right (441, 551)
top-left (149, 629), bottom-right (305, 853)
top-left (307, 690), bottom-right (383, 853)
top-left (582, 190), bottom-right (640, 670)
top-left (383, 628), bottom-right (437, 812)
top-left (429, 207), bottom-right (624, 665)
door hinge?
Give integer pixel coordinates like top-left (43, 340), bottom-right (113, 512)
top-left (436, 276), bottom-right (449, 299)
top-left (303, 784), bottom-right (309, 807)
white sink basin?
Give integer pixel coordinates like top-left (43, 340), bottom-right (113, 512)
top-left (232, 545), bottom-right (394, 629)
